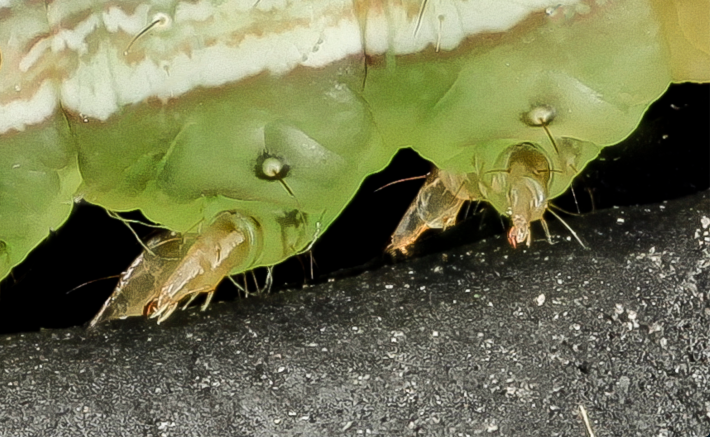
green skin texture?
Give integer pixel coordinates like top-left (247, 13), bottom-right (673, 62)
top-left (0, 0), bottom-right (671, 280)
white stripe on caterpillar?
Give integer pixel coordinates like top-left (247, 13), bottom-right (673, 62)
top-left (0, 0), bottom-right (581, 134)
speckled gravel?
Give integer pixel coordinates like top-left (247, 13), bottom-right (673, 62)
top-left (1, 191), bottom-right (708, 437)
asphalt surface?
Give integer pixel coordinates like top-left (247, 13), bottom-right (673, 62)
top-left (1, 191), bottom-right (709, 437)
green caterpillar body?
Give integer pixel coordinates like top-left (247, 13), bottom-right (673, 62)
top-left (1, 0), bottom-right (708, 317)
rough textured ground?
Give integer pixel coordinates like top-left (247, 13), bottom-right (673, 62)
top-left (1, 191), bottom-right (709, 437)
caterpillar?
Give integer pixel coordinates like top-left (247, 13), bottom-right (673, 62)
top-left (1, 0), bottom-right (707, 324)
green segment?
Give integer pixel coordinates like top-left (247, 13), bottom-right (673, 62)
top-left (73, 59), bottom-right (384, 270)
top-left (0, 0), bottom-right (676, 278)
top-left (362, 0), bottom-right (670, 210)
top-left (0, 116), bottom-right (81, 279)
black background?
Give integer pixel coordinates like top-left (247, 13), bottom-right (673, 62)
top-left (0, 83), bottom-right (707, 334)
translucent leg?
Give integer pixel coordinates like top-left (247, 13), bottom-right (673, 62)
top-left (90, 211), bottom-right (261, 326)
top-left (148, 212), bottom-right (259, 323)
top-left (388, 168), bottom-right (467, 254)
top-left (89, 232), bottom-right (188, 327)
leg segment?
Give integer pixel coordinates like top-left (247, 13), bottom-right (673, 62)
top-left (388, 169), bottom-right (469, 254)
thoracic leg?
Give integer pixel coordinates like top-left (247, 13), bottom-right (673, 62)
top-left (389, 143), bottom-right (558, 253)
top-left (148, 212), bottom-right (260, 323)
top-left (388, 168), bottom-right (469, 254)
top-left (89, 232), bottom-right (191, 327)
top-left (90, 211), bottom-right (261, 326)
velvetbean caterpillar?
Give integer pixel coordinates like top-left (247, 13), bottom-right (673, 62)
top-left (0, 0), bottom-right (707, 323)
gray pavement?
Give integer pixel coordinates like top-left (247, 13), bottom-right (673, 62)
top-left (1, 191), bottom-right (709, 436)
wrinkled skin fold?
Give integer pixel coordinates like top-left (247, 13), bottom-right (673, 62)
top-left (0, 0), bottom-right (707, 321)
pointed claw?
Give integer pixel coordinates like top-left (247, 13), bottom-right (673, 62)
top-left (507, 227), bottom-right (518, 249)
top-left (201, 291), bottom-right (215, 312)
top-left (153, 302), bottom-right (178, 324)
